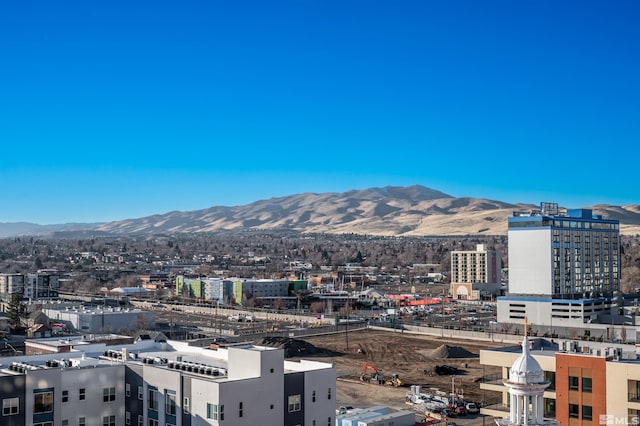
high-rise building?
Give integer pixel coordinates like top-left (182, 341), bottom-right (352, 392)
top-left (450, 244), bottom-right (502, 300)
top-left (498, 202), bottom-right (621, 326)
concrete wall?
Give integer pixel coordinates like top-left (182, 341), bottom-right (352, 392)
top-left (508, 228), bottom-right (552, 295)
top-left (142, 364), bottom-right (182, 426)
top-left (303, 365), bottom-right (336, 426)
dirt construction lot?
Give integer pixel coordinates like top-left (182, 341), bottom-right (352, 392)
top-left (288, 329), bottom-right (504, 415)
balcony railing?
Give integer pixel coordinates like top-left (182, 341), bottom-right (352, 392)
top-left (481, 372), bottom-right (505, 385)
top-left (482, 403), bottom-right (509, 413)
top-left (628, 392), bottom-right (640, 403)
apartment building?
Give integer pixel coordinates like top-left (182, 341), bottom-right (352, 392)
top-left (0, 335), bottom-right (336, 426)
top-left (498, 202), bottom-right (621, 326)
top-left (24, 272), bottom-right (60, 300)
top-left (0, 273), bottom-right (24, 299)
top-left (232, 279), bottom-right (290, 305)
top-left (481, 337), bottom-right (640, 424)
top-left (450, 244), bottom-right (501, 300)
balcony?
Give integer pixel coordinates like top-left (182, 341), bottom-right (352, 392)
top-left (481, 372), bottom-right (506, 392)
top-left (481, 403), bottom-right (509, 418)
top-left (481, 372), bottom-right (504, 385)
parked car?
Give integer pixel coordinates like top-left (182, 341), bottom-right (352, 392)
top-left (465, 402), bottom-right (479, 413)
top-left (336, 405), bottom-right (354, 415)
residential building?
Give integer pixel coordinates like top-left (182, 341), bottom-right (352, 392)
top-left (481, 337), bottom-right (640, 425)
top-left (202, 278), bottom-right (233, 304)
top-left (0, 274), bottom-right (24, 299)
top-left (232, 279), bottom-right (290, 305)
top-left (498, 202), bottom-right (621, 326)
top-left (24, 272), bottom-right (60, 300)
top-left (0, 336), bottom-right (336, 426)
top-left (450, 244), bottom-right (501, 300)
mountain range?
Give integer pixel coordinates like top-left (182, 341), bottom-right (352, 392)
top-left (2, 185), bottom-right (639, 237)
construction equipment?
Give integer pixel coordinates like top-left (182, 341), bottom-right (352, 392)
top-left (359, 363), bottom-right (401, 386)
top-left (360, 362), bottom-right (385, 384)
top-left (384, 373), bottom-right (402, 387)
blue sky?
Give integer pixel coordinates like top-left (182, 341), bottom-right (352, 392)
top-left (1, 1), bottom-right (639, 224)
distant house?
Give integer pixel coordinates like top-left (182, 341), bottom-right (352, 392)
top-left (27, 323), bottom-right (52, 338)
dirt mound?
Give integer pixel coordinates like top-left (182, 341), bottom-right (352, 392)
top-left (256, 336), bottom-right (340, 358)
top-left (425, 344), bottom-right (477, 359)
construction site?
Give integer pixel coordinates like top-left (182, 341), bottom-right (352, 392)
top-left (282, 328), bottom-right (504, 420)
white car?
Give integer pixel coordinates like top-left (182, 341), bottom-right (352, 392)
top-left (336, 405), bottom-right (354, 415)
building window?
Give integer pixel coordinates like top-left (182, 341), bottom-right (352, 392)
top-left (328, 417), bottom-right (332, 426)
top-left (34, 390), bottom-right (54, 414)
top-left (79, 388), bottom-right (86, 401)
top-left (165, 390), bottom-right (177, 416)
top-left (328, 388), bottom-right (332, 400)
top-left (138, 386), bottom-right (143, 400)
top-left (103, 415), bottom-right (116, 426)
top-left (125, 383), bottom-right (131, 397)
top-left (126, 411), bottom-right (131, 425)
top-left (288, 395), bottom-right (301, 412)
top-left (183, 397), bottom-right (190, 413)
top-left (569, 404), bottom-right (579, 418)
top-left (569, 376), bottom-right (579, 390)
top-left (79, 417), bottom-right (86, 426)
top-left (34, 423), bottom-right (53, 426)
top-left (62, 390), bottom-right (69, 403)
top-left (62, 420), bottom-right (69, 426)
top-left (137, 415), bottom-right (143, 426)
top-left (2, 397), bottom-right (19, 415)
top-left (312, 390), bottom-right (316, 402)
top-left (582, 377), bottom-right (592, 393)
top-left (583, 405), bottom-right (592, 421)
top-left (148, 389), bottom-right (158, 411)
top-left (103, 387), bottom-right (116, 402)
top-left (544, 371), bottom-right (556, 390)
top-left (239, 401), bottom-right (243, 417)
top-left (148, 420), bottom-right (158, 426)
top-left (207, 403), bottom-right (218, 420)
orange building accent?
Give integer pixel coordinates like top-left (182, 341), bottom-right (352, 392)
top-left (555, 353), bottom-right (606, 426)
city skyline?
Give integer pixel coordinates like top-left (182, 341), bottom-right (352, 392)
top-left (1, 1), bottom-right (639, 225)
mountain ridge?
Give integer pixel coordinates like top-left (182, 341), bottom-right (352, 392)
top-left (2, 185), bottom-right (639, 237)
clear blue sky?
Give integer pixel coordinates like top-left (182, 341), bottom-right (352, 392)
top-left (1, 1), bottom-right (639, 224)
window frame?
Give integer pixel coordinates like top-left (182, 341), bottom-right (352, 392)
top-left (288, 394), bottom-right (301, 412)
top-left (2, 397), bottom-right (19, 416)
top-left (34, 391), bottom-right (54, 414)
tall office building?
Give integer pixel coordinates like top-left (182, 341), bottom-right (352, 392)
top-left (450, 244), bottom-right (502, 300)
top-left (498, 202), bottom-right (621, 326)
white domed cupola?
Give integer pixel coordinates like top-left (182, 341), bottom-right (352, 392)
top-left (497, 320), bottom-right (557, 426)
top-left (508, 336), bottom-right (545, 385)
